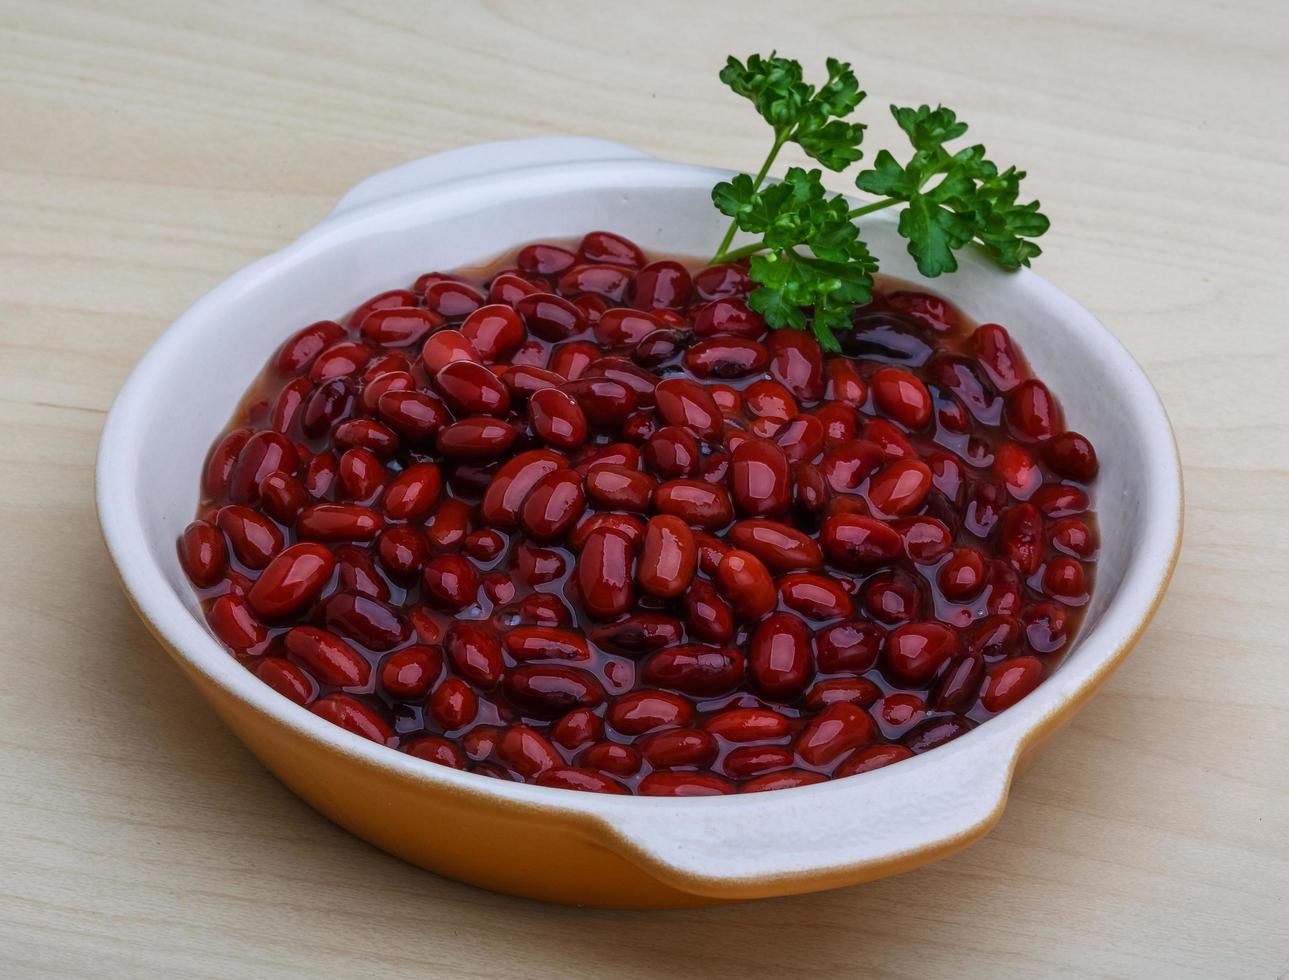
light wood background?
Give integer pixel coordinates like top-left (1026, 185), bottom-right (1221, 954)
top-left (2, 1), bottom-right (1286, 976)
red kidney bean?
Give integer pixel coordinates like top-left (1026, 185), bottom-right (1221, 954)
top-left (984, 563), bottom-right (1023, 617)
top-left (820, 439), bottom-right (884, 493)
top-left (379, 646), bottom-right (442, 700)
top-left (885, 622), bottom-right (959, 684)
top-left (863, 569), bottom-right (923, 624)
top-left (430, 677), bottom-right (478, 729)
top-left (462, 528), bottom-right (505, 563)
top-left (496, 725), bottom-right (563, 778)
top-left (300, 378), bottom-right (355, 440)
top-left (777, 573), bottom-right (852, 621)
top-left (999, 502), bottom-right (1044, 575)
top-left (1022, 601), bottom-right (1071, 654)
top-left (1044, 431), bottom-right (1099, 481)
top-left (549, 708), bottom-right (604, 750)
top-left (207, 593), bottom-right (268, 653)
top-left (692, 297), bottom-right (764, 338)
top-left (792, 461), bottom-right (830, 517)
top-left (333, 419), bottom-right (399, 458)
top-left (578, 231), bottom-right (644, 268)
top-left (514, 542), bottom-right (566, 586)
top-left (436, 416), bottom-right (517, 457)
top-left (378, 462), bottom-right (440, 522)
top-left (563, 376), bottom-right (637, 427)
top-left (729, 439), bottom-right (791, 518)
top-left (638, 771), bottom-right (734, 796)
top-left (422, 554), bottom-right (480, 612)
top-left (742, 770), bottom-right (829, 792)
top-left (836, 743), bottom-right (914, 776)
top-left (354, 288), bottom-right (421, 326)
top-left (420, 328), bottom-right (481, 374)
top-left (310, 694), bottom-right (393, 745)
top-left (693, 263), bottom-right (752, 301)
top-left (767, 329), bottom-right (824, 402)
top-left (503, 627), bottom-right (590, 663)
top-left (993, 442), bottom-right (1040, 500)
top-left (502, 364), bottom-right (565, 400)
top-left (723, 746), bottom-right (794, 779)
top-left (423, 498), bottom-right (471, 552)
top-left (654, 480), bottom-right (733, 529)
top-left (636, 728), bottom-right (713, 770)
top-left (903, 715), bottom-right (974, 753)
top-left (334, 546), bottom-right (390, 602)
top-left (872, 367), bottom-right (932, 429)
top-left (804, 676), bottom-right (881, 711)
top-left (228, 431), bottom-right (298, 505)
top-left (644, 426), bottom-right (700, 479)
top-left (642, 644), bottom-right (745, 697)
top-left (405, 736), bottom-right (466, 769)
top-left (584, 464), bottom-right (656, 514)
top-left (749, 612), bottom-right (813, 699)
top-left (216, 505), bottom-right (283, 569)
top-left (308, 341), bottom-right (373, 384)
top-left (204, 427), bottom-right (253, 498)
top-left (576, 526), bottom-right (635, 620)
top-left (323, 592), bottom-right (408, 650)
top-left (595, 308), bottom-right (662, 346)
top-left (248, 543), bottom-right (335, 618)
top-left (715, 549), bottom-right (776, 621)
top-left (772, 414), bottom-right (825, 465)
top-left (1032, 484), bottom-right (1090, 518)
top-left (503, 664), bottom-right (605, 717)
top-left (892, 515), bottom-right (952, 564)
top-left (537, 767), bottom-right (627, 794)
top-left (971, 322), bottom-right (1027, 391)
top-left (867, 459), bottom-right (932, 516)
top-left (519, 469), bottom-right (585, 543)
top-left (820, 514), bottom-right (901, 568)
top-left (939, 547), bottom-right (987, 601)
top-left (1051, 518), bottom-right (1097, 558)
top-left (514, 292), bottom-right (587, 342)
top-left (376, 525), bottom-right (427, 578)
top-left (359, 307), bottom-right (440, 348)
top-left (337, 447), bottom-right (384, 502)
top-left (582, 356), bottom-right (660, 407)
top-left (276, 320), bottom-right (346, 375)
top-left (433, 359), bottom-right (511, 417)
top-left (726, 520), bottom-right (823, 572)
top-left (558, 263), bottom-right (634, 302)
top-left (824, 358), bottom-right (867, 405)
top-left (480, 450), bottom-right (566, 529)
top-left (529, 388), bottom-right (589, 450)
top-left (283, 626), bottom-right (370, 687)
top-left (607, 690), bottom-right (694, 736)
top-left (1007, 379), bottom-right (1063, 441)
top-left (517, 242), bottom-right (577, 275)
top-left (630, 259), bottom-right (692, 310)
top-left (270, 376), bottom-right (313, 434)
top-left (450, 304), bottom-right (522, 362)
top-left (371, 390), bottom-right (448, 445)
top-left (933, 652), bottom-right (985, 711)
top-left (359, 369), bottom-right (413, 417)
top-left (253, 656), bottom-right (315, 706)
top-left (654, 378), bottom-right (722, 439)
top-left (796, 703), bottom-right (875, 766)
top-left (423, 279), bottom-right (483, 319)
top-left (589, 613), bottom-right (683, 655)
top-left (548, 341), bottom-right (599, 381)
top-left (570, 512), bottom-right (645, 551)
top-left (441, 621), bottom-right (502, 688)
top-left (675, 580), bottom-right (731, 644)
top-left (488, 272), bottom-right (543, 307)
top-left (683, 337), bottom-right (769, 379)
top-left (179, 520), bottom-right (227, 588)
top-left (297, 504), bottom-right (382, 542)
top-left (634, 515), bottom-right (697, 599)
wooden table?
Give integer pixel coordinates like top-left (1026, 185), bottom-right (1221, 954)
top-left (3, 1), bottom-right (1286, 976)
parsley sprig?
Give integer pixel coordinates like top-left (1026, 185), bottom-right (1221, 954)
top-left (710, 55), bottom-right (1049, 352)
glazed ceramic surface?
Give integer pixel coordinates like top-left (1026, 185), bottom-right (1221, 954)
top-left (96, 138), bottom-right (1182, 907)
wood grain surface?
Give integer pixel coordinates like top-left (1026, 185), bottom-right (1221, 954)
top-left (1, 1), bottom-right (1286, 976)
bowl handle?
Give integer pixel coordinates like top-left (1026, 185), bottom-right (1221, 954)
top-left (327, 137), bottom-right (655, 218)
top-left (594, 725), bottom-right (1024, 897)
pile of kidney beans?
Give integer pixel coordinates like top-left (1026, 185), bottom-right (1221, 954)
top-left (180, 230), bottom-right (1099, 797)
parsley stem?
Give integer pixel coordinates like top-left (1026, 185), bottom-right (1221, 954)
top-left (712, 129), bottom-right (789, 262)
top-left (710, 239), bottom-right (767, 264)
top-left (846, 197), bottom-right (899, 218)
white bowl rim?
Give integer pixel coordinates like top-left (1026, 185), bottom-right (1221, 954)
top-left (96, 137), bottom-right (1183, 893)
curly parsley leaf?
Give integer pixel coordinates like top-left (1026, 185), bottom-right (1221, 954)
top-left (855, 104), bottom-right (1049, 276)
top-left (714, 167), bottom-right (876, 352)
top-left (720, 55), bottom-right (867, 170)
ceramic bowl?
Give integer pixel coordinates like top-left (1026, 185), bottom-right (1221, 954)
top-left (97, 137), bottom-right (1182, 908)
